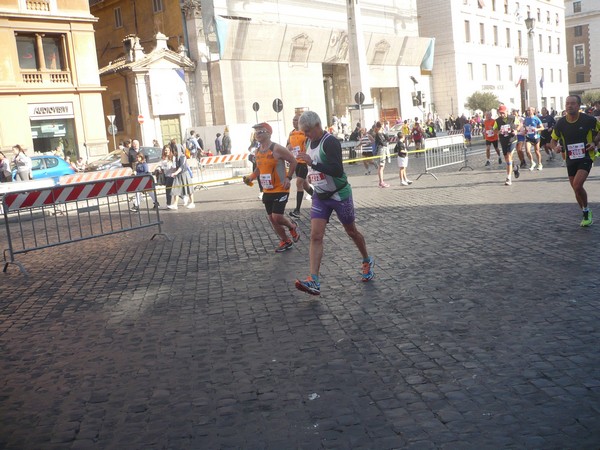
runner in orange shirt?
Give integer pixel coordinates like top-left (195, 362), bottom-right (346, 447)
top-left (243, 122), bottom-right (300, 252)
top-left (484, 112), bottom-right (501, 166)
top-left (288, 113), bottom-right (314, 219)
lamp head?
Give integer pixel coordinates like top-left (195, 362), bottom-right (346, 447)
top-left (525, 12), bottom-right (535, 33)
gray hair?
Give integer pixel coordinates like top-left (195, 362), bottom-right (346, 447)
top-left (298, 111), bottom-right (321, 130)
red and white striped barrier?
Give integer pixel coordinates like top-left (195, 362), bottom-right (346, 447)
top-left (60, 168), bottom-right (133, 185)
top-left (199, 153), bottom-right (248, 166)
top-left (3, 175), bottom-right (154, 212)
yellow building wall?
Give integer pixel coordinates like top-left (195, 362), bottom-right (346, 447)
top-left (91, 0), bottom-right (184, 68)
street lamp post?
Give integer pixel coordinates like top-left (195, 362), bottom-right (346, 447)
top-left (525, 12), bottom-right (538, 111)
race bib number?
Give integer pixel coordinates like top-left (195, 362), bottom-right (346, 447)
top-left (292, 146), bottom-right (301, 158)
top-left (486, 129), bottom-right (495, 137)
top-left (526, 125), bottom-right (536, 134)
top-left (308, 170), bottom-right (327, 187)
top-left (500, 124), bottom-right (511, 135)
top-left (567, 142), bottom-right (585, 159)
top-left (259, 173), bottom-right (274, 189)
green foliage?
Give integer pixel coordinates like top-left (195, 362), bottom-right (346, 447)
top-left (464, 91), bottom-right (500, 113)
top-left (581, 89), bottom-right (600, 105)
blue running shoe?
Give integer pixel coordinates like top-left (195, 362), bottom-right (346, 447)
top-left (361, 257), bottom-right (375, 282)
top-left (295, 276), bottom-right (320, 295)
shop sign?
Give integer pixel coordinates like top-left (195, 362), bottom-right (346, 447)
top-left (28, 102), bottom-right (74, 120)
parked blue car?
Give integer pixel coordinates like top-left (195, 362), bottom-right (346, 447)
top-left (13, 155), bottom-right (75, 183)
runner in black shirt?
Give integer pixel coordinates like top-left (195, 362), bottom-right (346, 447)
top-left (551, 95), bottom-right (600, 227)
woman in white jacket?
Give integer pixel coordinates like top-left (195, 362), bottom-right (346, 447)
top-left (12, 145), bottom-right (32, 181)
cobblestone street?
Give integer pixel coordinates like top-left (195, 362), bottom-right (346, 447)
top-left (1, 153), bottom-right (599, 449)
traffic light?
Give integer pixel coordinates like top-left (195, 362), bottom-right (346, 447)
top-left (412, 91), bottom-right (422, 106)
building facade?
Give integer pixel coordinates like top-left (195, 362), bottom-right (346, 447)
top-left (564, 0), bottom-right (600, 95)
top-left (0, 0), bottom-right (108, 160)
top-left (91, 0), bottom-right (434, 150)
top-left (417, 0), bottom-right (569, 117)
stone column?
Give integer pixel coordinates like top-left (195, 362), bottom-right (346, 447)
top-left (346, 0), bottom-right (375, 126)
top-left (181, 0), bottom-right (214, 126)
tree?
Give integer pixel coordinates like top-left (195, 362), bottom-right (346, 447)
top-left (464, 91), bottom-right (500, 113)
top-left (581, 89), bottom-right (600, 106)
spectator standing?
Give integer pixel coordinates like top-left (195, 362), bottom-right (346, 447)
top-left (411, 118), bottom-right (425, 152)
top-left (75, 157), bottom-right (86, 172)
top-left (215, 133), bottom-right (223, 154)
top-left (186, 130), bottom-right (201, 158)
top-left (0, 151), bottom-right (12, 182)
top-left (221, 127), bottom-right (232, 155)
top-left (294, 111), bottom-right (374, 296)
top-left (120, 141), bottom-right (130, 167)
top-left (394, 133), bottom-right (412, 186)
top-left (359, 127), bottom-right (377, 175)
top-left (167, 139), bottom-right (195, 210)
top-left (156, 145), bottom-right (176, 207)
top-left (374, 121), bottom-right (390, 188)
top-left (401, 120), bottom-right (411, 147)
top-left (128, 139), bottom-right (140, 173)
top-left (131, 153), bottom-right (158, 212)
top-left (12, 144), bottom-right (31, 181)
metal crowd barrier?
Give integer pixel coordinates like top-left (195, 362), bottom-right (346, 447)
top-left (1, 174), bottom-right (169, 276)
top-left (189, 153), bottom-right (250, 187)
top-left (417, 134), bottom-right (472, 180)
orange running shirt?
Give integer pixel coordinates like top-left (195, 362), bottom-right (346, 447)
top-left (484, 118), bottom-right (499, 142)
top-left (289, 130), bottom-right (307, 164)
top-left (255, 144), bottom-right (288, 193)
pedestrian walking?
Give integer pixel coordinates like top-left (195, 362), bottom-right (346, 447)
top-left (294, 111), bottom-right (374, 296)
top-left (167, 139), bottom-right (195, 210)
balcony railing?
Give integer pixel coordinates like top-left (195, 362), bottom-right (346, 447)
top-left (26, 0), bottom-right (50, 11)
top-left (21, 71), bottom-right (72, 85)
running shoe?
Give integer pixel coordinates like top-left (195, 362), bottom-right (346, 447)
top-left (295, 276), bottom-right (321, 295)
top-left (379, 182), bottom-right (390, 188)
top-left (290, 220), bottom-right (300, 243)
top-left (275, 240), bottom-right (294, 253)
top-left (361, 257), bottom-right (375, 282)
top-left (401, 180), bottom-right (409, 186)
top-left (520, 161), bottom-right (527, 169)
top-left (406, 179), bottom-right (413, 184)
top-left (504, 178), bottom-right (512, 186)
top-left (529, 162), bottom-right (536, 171)
top-left (485, 160), bottom-right (491, 166)
top-left (130, 206), bottom-right (140, 212)
top-left (498, 157), bottom-right (502, 164)
top-left (536, 164), bottom-right (543, 171)
top-left (288, 210), bottom-right (301, 219)
top-left (581, 210), bottom-right (593, 227)
top-left (514, 164), bottom-right (520, 179)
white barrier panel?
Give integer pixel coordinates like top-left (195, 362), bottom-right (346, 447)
top-left (418, 135), bottom-right (471, 180)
